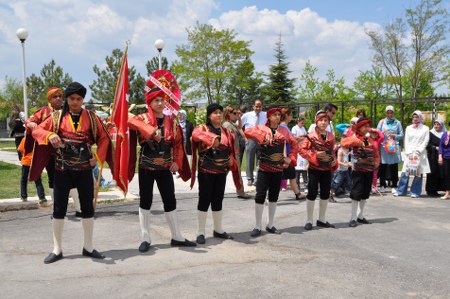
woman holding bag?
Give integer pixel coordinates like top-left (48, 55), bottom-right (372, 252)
top-left (377, 106), bottom-right (404, 192)
top-left (393, 111), bottom-right (430, 198)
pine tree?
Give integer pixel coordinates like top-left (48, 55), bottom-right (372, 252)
top-left (263, 34), bottom-right (296, 105)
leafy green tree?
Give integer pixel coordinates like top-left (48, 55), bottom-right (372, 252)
top-left (262, 34), bottom-right (296, 104)
top-left (223, 56), bottom-right (263, 107)
top-left (172, 22), bottom-right (253, 105)
top-left (26, 59), bottom-right (73, 108)
top-left (353, 67), bottom-right (392, 99)
top-left (366, 0), bottom-right (450, 98)
top-left (405, 0), bottom-right (449, 98)
top-left (0, 77), bottom-right (23, 119)
top-left (298, 61), bottom-right (321, 101)
top-left (146, 56), bottom-right (169, 76)
top-left (90, 48), bottom-right (145, 105)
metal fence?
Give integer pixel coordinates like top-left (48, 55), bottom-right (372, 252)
top-left (286, 97), bottom-right (450, 127)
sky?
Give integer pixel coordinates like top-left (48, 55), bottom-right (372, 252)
top-left (1, 0), bottom-right (449, 101)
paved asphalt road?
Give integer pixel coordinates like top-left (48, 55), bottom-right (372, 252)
top-left (1, 190), bottom-right (450, 298)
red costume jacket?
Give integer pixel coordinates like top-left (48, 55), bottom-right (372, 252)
top-left (24, 105), bottom-right (55, 155)
top-left (190, 124), bottom-right (241, 190)
top-left (128, 113), bottom-right (191, 182)
top-left (245, 124), bottom-right (298, 172)
top-left (341, 133), bottom-right (381, 172)
top-left (30, 109), bottom-right (113, 180)
top-left (298, 129), bottom-right (338, 172)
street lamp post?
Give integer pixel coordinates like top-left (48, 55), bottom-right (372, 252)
top-left (16, 28), bottom-right (29, 119)
top-left (154, 39), bottom-right (165, 70)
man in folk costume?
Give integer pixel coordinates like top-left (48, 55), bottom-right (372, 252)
top-left (128, 70), bottom-right (195, 252)
top-left (190, 103), bottom-right (241, 244)
top-left (31, 82), bottom-right (114, 263)
top-left (299, 110), bottom-right (338, 231)
top-left (244, 106), bottom-right (299, 237)
top-left (26, 87), bottom-right (81, 210)
top-left (341, 118), bottom-right (380, 227)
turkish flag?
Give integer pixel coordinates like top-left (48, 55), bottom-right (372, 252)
top-left (112, 54), bottom-right (129, 195)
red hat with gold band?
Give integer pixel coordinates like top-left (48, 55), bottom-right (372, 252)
top-left (47, 86), bottom-right (63, 102)
top-left (145, 70), bottom-right (181, 115)
top-left (315, 110), bottom-right (330, 124)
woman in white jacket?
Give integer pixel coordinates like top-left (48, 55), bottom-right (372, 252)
top-left (394, 111), bottom-right (430, 198)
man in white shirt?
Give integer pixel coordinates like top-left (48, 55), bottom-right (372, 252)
top-left (241, 99), bottom-right (267, 186)
top-left (308, 103), bottom-right (338, 135)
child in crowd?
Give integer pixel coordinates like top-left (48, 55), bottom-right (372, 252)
top-left (341, 118), bottom-right (380, 227)
top-left (331, 145), bottom-right (352, 198)
top-left (299, 110), bottom-right (338, 231)
top-left (292, 117), bottom-right (308, 192)
top-left (369, 128), bottom-right (384, 194)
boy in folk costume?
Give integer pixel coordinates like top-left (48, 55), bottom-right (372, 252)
top-left (245, 106), bottom-right (299, 237)
top-left (341, 118), bottom-right (380, 227)
top-left (190, 103), bottom-right (241, 244)
top-left (128, 70), bottom-right (195, 252)
top-left (26, 86), bottom-right (81, 211)
top-left (299, 110), bottom-right (338, 231)
top-left (31, 82), bottom-right (114, 263)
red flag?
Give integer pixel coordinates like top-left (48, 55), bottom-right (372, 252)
top-left (112, 53), bottom-right (129, 195)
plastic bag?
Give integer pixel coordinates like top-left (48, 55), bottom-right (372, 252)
top-left (406, 153), bottom-right (420, 176)
top-left (384, 137), bottom-right (397, 153)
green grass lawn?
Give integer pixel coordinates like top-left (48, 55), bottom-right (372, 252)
top-left (0, 141), bottom-right (18, 152)
top-left (0, 161), bottom-right (49, 199)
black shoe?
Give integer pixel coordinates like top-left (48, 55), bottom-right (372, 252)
top-left (82, 248), bottom-right (105, 259)
top-left (237, 194), bottom-right (252, 199)
top-left (426, 192), bottom-right (440, 198)
top-left (44, 252), bottom-right (63, 264)
top-left (171, 239), bottom-right (197, 247)
top-left (265, 226), bottom-right (281, 234)
top-left (196, 235), bottom-right (205, 244)
top-left (304, 223), bottom-right (313, 230)
top-left (316, 220), bottom-right (335, 228)
top-left (213, 231), bottom-right (234, 240)
top-left (138, 241), bottom-right (151, 252)
top-left (357, 218), bottom-right (372, 224)
top-left (349, 220), bottom-right (358, 227)
top-left (250, 228), bottom-right (262, 237)
top-left (75, 211), bottom-right (82, 218)
top-left (328, 197), bottom-right (337, 203)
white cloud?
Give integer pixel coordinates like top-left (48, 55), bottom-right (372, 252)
top-left (209, 6), bottom-right (377, 85)
top-left (0, 0), bottom-right (384, 98)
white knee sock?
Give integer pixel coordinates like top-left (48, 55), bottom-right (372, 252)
top-left (255, 203), bottom-right (264, 230)
top-left (306, 200), bottom-right (315, 224)
top-left (351, 200), bottom-right (358, 221)
top-left (197, 210), bottom-right (208, 236)
top-left (70, 188), bottom-right (81, 213)
top-left (52, 218), bottom-right (64, 255)
top-left (165, 211), bottom-right (184, 242)
top-left (82, 217), bottom-right (94, 252)
top-left (139, 208), bottom-right (151, 243)
top-left (318, 199), bottom-right (328, 222)
top-left (212, 211), bottom-right (224, 234)
top-left (358, 200), bottom-right (366, 219)
top-left (267, 202), bottom-right (277, 229)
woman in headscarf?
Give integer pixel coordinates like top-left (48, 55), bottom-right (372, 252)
top-left (222, 105), bottom-right (251, 199)
top-left (438, 121), bottom-right (450, 200)
top-left (377, 106), bottom-right (404, 192)
top-left (393, 111), bottom-right (430, 198)
top-left (425, 118), bottom-right (447, 197)
top-left (191, 103), bottom-right (241, 244)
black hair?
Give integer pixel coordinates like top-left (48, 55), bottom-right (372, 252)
top-left (324, 103), bottom-right (338, 112)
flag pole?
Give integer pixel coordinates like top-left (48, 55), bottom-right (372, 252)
top-left (94, 40), bottom-right (130, 208)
